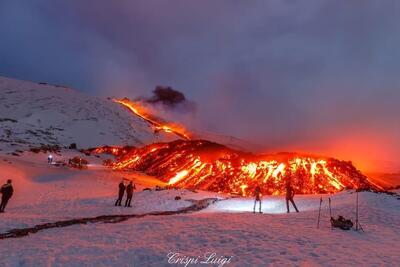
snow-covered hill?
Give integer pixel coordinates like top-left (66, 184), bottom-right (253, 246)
top-left (0, 76), bottom-right (178, 151)
top-left (0, 76), bottom-right (260, 155)
top-left (0, 152), bottom-right (398, 266)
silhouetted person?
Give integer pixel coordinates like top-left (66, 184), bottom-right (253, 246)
top-left (48, 154), bottom-right (53, 164)
top-left (125, 181), bottom-right (135, 207)
top-left (253, 185), bottom-right (262, 213)
top-left (115, 180), bottom-right (125, 206)
top-left (0, 179), bottom-right (14, 213)
top-left (286, 180), bottom-right (299, 213)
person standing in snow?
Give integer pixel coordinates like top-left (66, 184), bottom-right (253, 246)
top-left (0, 179), bottom-right (14, 213)
top-left (115, 180), bottom-right (125, 206)
top-left (253, 185), bottom-right (262, 213)
top-left (285, 177), bottom-right (299, 213)
top-left (125, 181), bottom-right (136, 207)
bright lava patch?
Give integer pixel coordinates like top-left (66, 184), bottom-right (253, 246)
top-left (100, 140), bottom-right (381, 196)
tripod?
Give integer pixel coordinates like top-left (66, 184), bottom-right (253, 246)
top-left (355, 191), bottom-right (364, 232)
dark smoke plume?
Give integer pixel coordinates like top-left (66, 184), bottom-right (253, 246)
top-left (141, 86), bottom-right (196, 114)
top-left (147, 86), bottom-right (186, 107)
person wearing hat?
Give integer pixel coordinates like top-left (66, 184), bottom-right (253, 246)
top-left (0, 179), bottom-right (14, 212)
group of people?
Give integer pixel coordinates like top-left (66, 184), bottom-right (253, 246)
top-left (115, 180), bottom-right (136, 207)
top-left (1, 177), bottom-right (299, 214)
top-left (253, 179), bottom-right (299, 214)
top-left (0, 179), bottom-right (13, 213)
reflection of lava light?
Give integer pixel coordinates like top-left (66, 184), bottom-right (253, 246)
top-left (168, 170), bottom-right (189, 185)
top-left (210, 198), bottom-right (283, 214)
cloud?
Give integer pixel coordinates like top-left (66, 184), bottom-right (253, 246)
top-left (0, 0), bottom-right (399, 169)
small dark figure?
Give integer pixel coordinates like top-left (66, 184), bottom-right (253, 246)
top-left (331, 215), bottom-right (354, 230)
top-left (253, 185), bottom-right (262, 213)
top-left (125, 181), bottom-right (135, 207)
top-left (48, 154), bottom-right (53, 164)
top-left (286, 179), bottom-right (299, 213)
top-left (0, 179), bottom-right (14, 212)
top-left (115, 180), bottom-right (125, 206)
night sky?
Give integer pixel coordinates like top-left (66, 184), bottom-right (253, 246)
top-left (1, 1), bottom-right (399, 171)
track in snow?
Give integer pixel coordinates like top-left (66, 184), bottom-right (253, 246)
top-left (0, 198), bottom-right (218, 239)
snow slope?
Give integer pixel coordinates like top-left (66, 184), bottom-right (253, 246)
top-left (0, 76), bottom-right (178, 151)
top-left (0, 76), bottom-right (398, 266)
top-left (0, 152), bottom-right (399, 267)
top-left (0, 152), bottom-right (216, 233)
top-left (0, 76), bottom-right (264, 155)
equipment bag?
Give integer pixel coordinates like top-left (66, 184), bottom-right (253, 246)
top-left (330, 215), bottom-right (354, 230)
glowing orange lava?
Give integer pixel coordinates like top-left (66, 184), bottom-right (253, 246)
top-left (108, 140), bottom-right (381, 196)
top-left (113, 98), bottom-right (191, 140)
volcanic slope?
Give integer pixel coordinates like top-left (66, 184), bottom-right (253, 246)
top-left (111, 140), bottom-right (382, 195)
top-left (0, 76), bottom-right (178, 151)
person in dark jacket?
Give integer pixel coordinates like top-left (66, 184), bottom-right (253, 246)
top-left (0, 179), bottom-right (14, 212)
top-left (285, 177), bottom-right (299, 213)
top-left (125, 181), bottom-right (136, 207)
top-left (253, 185), bottom-right (262, 213)
top-left (115, 180), bottom-right (125, 206)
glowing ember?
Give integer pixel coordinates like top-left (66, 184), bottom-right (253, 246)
top-left (110, 140), bottom-right (382, 196)
top-left (113, 98), bottom-right (191, 140)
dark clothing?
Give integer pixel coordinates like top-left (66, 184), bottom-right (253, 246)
top-left (254, 186), bottom-right (262, 201)
top-left (119, 182), bottom-right (126, 193)
top-left (285, 184), bottom-right (295, 200)
top-left (0, 196), bottom-right (10, 212)
top-left (125, 183), bottom-right (135, 207)
top-left (286, 198), bottom-right (299, 213)
top-left (253, 199), bottom-right (262, 213)
top-left (285, 184), bottom-right (299, 213)
top-left (115, 182), bottom-right (125, 206)
top-left (253, 186), bottom-right (262, 213)
top-left (0, 183), bottom-right (13, 212)
top-left (1, 184), bottom-right (13, 199)
top-left (125, 196), bottom-right (132, 207)
top-left (126, 183), bottom-right (134, 197)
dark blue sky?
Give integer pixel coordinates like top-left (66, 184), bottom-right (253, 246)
top-left (1, 1), bottom-right (399, 169)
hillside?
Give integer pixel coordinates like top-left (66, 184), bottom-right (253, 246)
top-left (0, 76), bottom-right (178, 151)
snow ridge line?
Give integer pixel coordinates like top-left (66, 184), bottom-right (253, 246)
top-left (0, 198), bottom-right (218, 240)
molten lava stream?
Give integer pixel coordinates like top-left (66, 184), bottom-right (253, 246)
top-left (113, 98), bottom-right (191, 140)
top-left (109, 140), bottom-right (380, 196)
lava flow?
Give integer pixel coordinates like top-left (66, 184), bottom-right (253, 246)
top-left (113, 98), bottom-right (191, 140)
top-left (103, 140), bottom-right (381, 196)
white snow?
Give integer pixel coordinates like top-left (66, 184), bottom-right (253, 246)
top-left (0, 152), bottom-right (399, 267)
top-left (0, 76), bottom-right (178, 151)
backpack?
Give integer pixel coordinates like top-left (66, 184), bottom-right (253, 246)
top-left (331, 215), bottom-right (354, 230)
